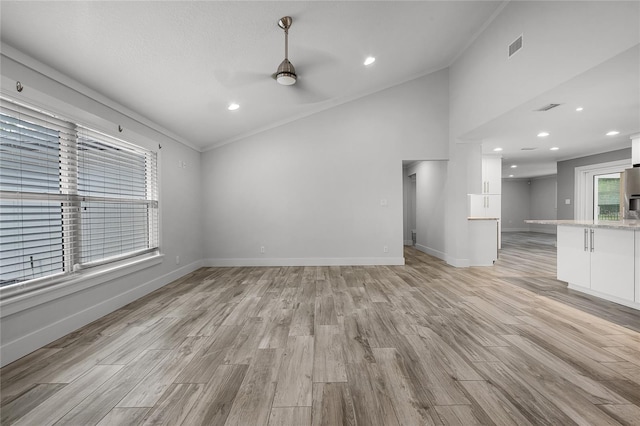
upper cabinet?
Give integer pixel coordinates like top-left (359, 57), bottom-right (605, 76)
top-left (482, 156), bottom-right (502, 195)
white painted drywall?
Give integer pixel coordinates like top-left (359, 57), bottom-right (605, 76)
top-left (502, 179), bottom-right (531, 232)
top-left (530, 176), bottom-right (557, 234)
top-left (404, 161), bottom-right (448, 259)
top-left (201, 70), bottom-right (449, 266)
top-left (0, 53), bottom-right (203, 366)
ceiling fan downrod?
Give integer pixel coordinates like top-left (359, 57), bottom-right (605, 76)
top-left (276, 16), bottom-right (297, 86)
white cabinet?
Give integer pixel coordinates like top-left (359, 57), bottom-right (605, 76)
top-left (469, 219), bottom-right (498, 266)
top-left (469, 194), bottom-right (501, 218)
top-left (557, 226), bottom-right (591, 288)
top-left (482, 156), bottom-right (502, 195)
top-left (557, 226), bottom-right (635, 303)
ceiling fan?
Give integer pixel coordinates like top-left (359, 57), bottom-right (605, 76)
top-left (215, 15), bottom-right (332, 103)
top-left (274, 16), bottom-right (296, 85)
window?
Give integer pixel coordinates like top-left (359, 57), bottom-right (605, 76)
top-left (0, 99), bottom-right (158, 288)
top-left (574, 159), bottom-right (628, 220)
top-left (594, 173), bottom-right (621, 220)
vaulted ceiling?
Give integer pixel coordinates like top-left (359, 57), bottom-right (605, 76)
top-left (1, 1), bottom-right (638, 179)
top-left (0, 1), bottom-right (502, 150)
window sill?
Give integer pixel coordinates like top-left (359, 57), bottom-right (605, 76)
top-left (0, 252), bottom-right (164, 318)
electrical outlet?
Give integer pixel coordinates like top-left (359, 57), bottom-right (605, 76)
top-left (383, 245), bottom-right (388, 253)
top-left (260, 246), bottom-right (265, 254)
top-left (176, 255), bottom-right (180, 265)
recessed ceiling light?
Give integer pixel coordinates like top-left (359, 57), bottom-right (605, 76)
top-left (606, 130), bottom-right (620, 136)
top-left (493, 147), bottom-right (503, 152)
top-left (228, 103), bottom-right (240, 111)
top-left (364, 56), bottom-right (376, 66)
top-left (576, 107), bottom-right (584, 112)
top-left (550, 147), bottom-right (559, 151)
top-left (537, 132), bottom-right (550, 138)
top-left (510, 165), bottom-right (517, 168)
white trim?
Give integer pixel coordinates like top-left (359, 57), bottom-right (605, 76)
top-left (567, 283), bottom-right (639, 311)
top-left (446, 257), bottom-right (470, 268)
top-left (1, 254), bottom-right (164, 317)
top-left (574, 159), bottom-right (629, 220)
top-left (0, 259), bottom-right (202, 367)
top-left (415, 244), bottom-right (447, 261)
top-left (203, 257), bottom-right (405, 267)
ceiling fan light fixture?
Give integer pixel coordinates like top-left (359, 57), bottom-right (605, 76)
top-left (276, 58), bottom-right (297, 85)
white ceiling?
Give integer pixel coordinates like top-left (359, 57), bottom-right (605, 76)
top-left (0, 1), bottom-right (503, 150)
top-left (464, 45), bottom-right (640, 179)
top-left (1, 2), bottom-right (638, 178)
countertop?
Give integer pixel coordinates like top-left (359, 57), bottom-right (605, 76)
top-left (524, 219), bottom-right (640, 229)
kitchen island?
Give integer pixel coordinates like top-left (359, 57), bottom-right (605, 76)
top-left (525, 219), bottom-right (640, 310)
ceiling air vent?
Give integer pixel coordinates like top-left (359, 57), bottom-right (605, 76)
top-left (508, 35), bottom-right (523, 58)
top-left (534, 103), bottom-right (562, 112)
top-left (521, 147), bottom-right (537, 151)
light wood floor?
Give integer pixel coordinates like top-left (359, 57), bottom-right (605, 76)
top-left (2, 232), bottom-right (640, 425)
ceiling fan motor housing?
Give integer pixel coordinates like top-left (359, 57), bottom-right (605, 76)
top-left (276, 58), bottom-right (297, 85)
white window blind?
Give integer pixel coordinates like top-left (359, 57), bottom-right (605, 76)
top-left (0, 99), bottom-right (158, 288)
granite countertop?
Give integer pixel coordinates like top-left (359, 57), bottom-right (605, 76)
top-left (524, 219), bottom-right (640, 229)
top-left (468, 217), bottom-right (499, 221)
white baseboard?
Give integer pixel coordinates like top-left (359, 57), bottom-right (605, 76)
top-left (203, 257), bottom-right (405, 267)
top-left (567, 283), bottom-right (640, 310)
top-left (502, 227), bottom-right (530, 232)
top-left (445, 255), bottom-right (470, 268)
top-left (414, 244), bottom-right (446, 261)
top-left (0, 260), bottom-right (202, 367)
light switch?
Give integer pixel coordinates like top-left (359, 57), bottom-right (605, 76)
top-left (380, 199), bottom-right (388, 206)
top-left (565, 199), bottom-right (571, 205)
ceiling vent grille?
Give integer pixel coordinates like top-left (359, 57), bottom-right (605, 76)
top-left (535, 103), bottom-right (562, 112)
top-left (521, 147), bottom-right (537, 151)
top-left (508, 35), bottom-right (523, 58)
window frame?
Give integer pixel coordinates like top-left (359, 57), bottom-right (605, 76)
top-left (0, 96), bottom-right (162, 306)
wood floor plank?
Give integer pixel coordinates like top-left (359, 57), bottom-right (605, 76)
top-left (12, 364), bottom-right (123, 426)
top-left (178, 364), bottom-right (248, 426)
top-left (174, 325), bottom-right (241, 384)
top-left (313, 325), bottom-right (347, 383)
top-left (117, 335), bottom-right (207, 407)
top-left (372, 347), bottom-right (440, 425)
top-left (55, 350), bottom-right (169, 425)
top-left (3, 234), bottom-right (640, 426)
top-left (141, 383), bottom-right (203, 426)
top-left (0, 383), bottom-right (65, 425)
top-left (268, 407), bottom-right (312, 426)
top-left (345, 361), bottom-right (400, 426)
top-left (434, 405), bottom-right (485, 426)
top-left (225, 348), bottom-right (281, 426)
top-left (96, 407), bottom-right (150, 426)
top-left (273, 335), bottom-right (314, 407)
top-left (311, 382), bottom-right (357, 426)
top-left (461, 380), bottom-right (534, 426)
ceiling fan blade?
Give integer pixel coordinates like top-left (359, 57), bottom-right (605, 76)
top-left (214, 69), bottom-right (265, 88)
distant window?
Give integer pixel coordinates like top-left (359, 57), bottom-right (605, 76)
top-left (0, 99), bottom-right (158, 288)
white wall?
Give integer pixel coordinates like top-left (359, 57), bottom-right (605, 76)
top-left (0, 51), bottom-right (203, 366)
top-left (529, 176), bottom-right (557, 234)
top-left (502, 179), bottom-right (531, 232)
top-left (201, 69), bottom-right (449, 266)
top-left (501, 176), bottom-right (557, 234)
top-left (404, 161), bottom-right (448, 259)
